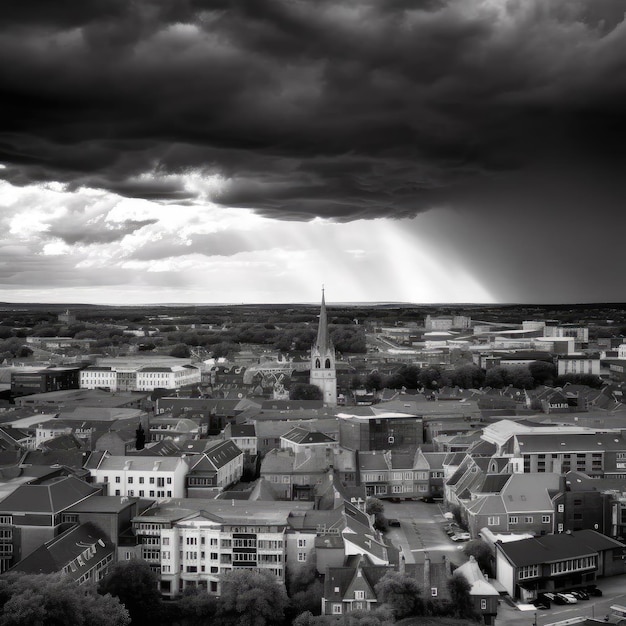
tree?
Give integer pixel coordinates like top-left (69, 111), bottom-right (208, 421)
top-left (173, 587), bottom-right (219, 626)
top-left (366, 497), bottom-right (388, 531)
top-left (169, 343), bottom-right (191, 358)
top-left (418, 366), bottom-right (449, 390)
top-left (97, 559), bottom-right (162, 626)
top-left (287, 580), bottom-right (324, 621)
top-left (463, 540), bottom-right (493, 576)
top-left (0, 571), bottom-right (130, 626)
top-left (374, 571), bottom-right (423, 619)
top-left (528, 360), bottom-right (557, 386)
top-left (447, 575), bottom-right (479, 620)
top-left (451, 364), bottom-right (485, 389)
top-left (217, 568), bottom-right (289, 626)
top-left (508, 367), bottom-right (536, 390)
top-left (484, 366), bottom-right (507, 389)
top-left (289, 383), bottom-right (323, 401)
top-left (365, 371), bottom-right (383, 392)
top-left (135, 423), bottom-right (146, 450)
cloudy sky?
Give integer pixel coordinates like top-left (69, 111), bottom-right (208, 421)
top-left (0, 0), bottom-right (625, 305)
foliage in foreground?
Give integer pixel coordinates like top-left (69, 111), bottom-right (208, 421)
top-left (0, 572), bottom-right (130, 626)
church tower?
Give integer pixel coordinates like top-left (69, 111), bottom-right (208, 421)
top-left (310, 289), bottom-right (337, 406)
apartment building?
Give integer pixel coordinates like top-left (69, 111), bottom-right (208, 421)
top-left (86, 454), bottom-right (189, 501)
top-left (130, 499), bottom-right (314, 598)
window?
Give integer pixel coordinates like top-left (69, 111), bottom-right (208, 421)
top-left (518, 565), bottom-right (539, 580)
top-left (431, 588), bottom-right (438, 597)
top-left (542, 515), bottom-right (551, 523)
top-left (115, 476), bottom-right (121, 483)
top-left (524, 516), bottom-right (533, 524)
top-left (332, 604), bottom-right (342, 615)
top-left (557, 504), bottom-right (564, 512)
top-left (139, 477), bottom-right (144, 484)
top-left (487, 516), bottom-right (500, 526)
top-left (509, 516), bottom-right (518, 524)
top-left (298, 552), bottom-right (307, 562)
top-left (128, 477), bottom-right (133, 484)
top-left (355, 590), bottom-right (365, 600)
top-left (162, 537), bottom-right (169, 546)
top-left (297, 539), bottom-right (306, 548)
top-left (481, 599), bottom-right (487, 610)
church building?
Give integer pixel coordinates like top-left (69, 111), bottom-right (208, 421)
top-left (310, 290), bottom-right (337, 406)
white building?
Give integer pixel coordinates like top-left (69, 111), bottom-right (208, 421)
top-left (80, 358), bottom-right (201, 392)
top-left (130, 499), bottom-right (314, 597)
top-left (86, 454), bottom-right (189, 501)
top-left (557, 354), bottom-right (601, 377)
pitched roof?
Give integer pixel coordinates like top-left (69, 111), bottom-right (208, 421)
top-left (0, 475), bottom-right (99, 514)
top-left (497, 529), bottom-right (626, 567)
top-left (204, 440), bottom-right (243, 469)
top-left (280, 427), bottom-right (336, 445)
top-left (9, 522), bottom-right (114, 577)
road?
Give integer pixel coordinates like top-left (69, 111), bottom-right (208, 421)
top-left (382, 499), bottom-right (466, 568)
top-left (380, 499), bottom-right (626, 626)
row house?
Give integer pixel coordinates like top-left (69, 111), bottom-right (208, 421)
top-left (481, 421), bottom-right (626, 476)
top-left (495, 529), bottom-right (626, 601)
top-left (358, 449), bottom-right (436, 500)
top-left (222, 423), bottom-right (257, 456)
top-left (186, 440), bottom-right (244, 497)
top-left (86, 453), bottom-right (189, 501)
top-left (260, 446), bottom-right (335, 500)
top-left (463, 473), bottom-right (560, 538)
top-left (129, 499), bottom-right (314, 597)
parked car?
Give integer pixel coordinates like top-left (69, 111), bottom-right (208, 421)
top-left (585, 586), bottom-right (603, 597)
top-left (532, 599), bottom-right (551, 610)
top-left (538, 593), bottom-right (556, 605)
top-left (388, 518), bottom-right (401, 527)
top-left (450, 532), bottom-right (471, 542)
top-left (567, 589), bottom-right (589, 601)
top-left (555, 593), bottom-right (578, 604)
top-left (445, 526), bottom-right (462, 536)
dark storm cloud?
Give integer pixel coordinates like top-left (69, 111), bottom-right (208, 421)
top-left (1, 0), bottom-right (626, 220)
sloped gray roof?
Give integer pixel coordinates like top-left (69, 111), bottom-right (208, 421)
top-left (0, 475), bottom-right (99, 514)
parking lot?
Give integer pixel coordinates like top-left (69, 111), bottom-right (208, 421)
top-left (380, 499), bottom-right (626, 626)
top-left (381, 499), bottom-right (467, 567)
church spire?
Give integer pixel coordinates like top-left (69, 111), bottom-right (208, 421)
top-left (310, 288), bottom-right (337, 406)
top-left (315, 288), bottom-right (330, 354)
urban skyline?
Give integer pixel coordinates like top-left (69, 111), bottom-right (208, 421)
top-left (0, 1), bottom-right (625, 305)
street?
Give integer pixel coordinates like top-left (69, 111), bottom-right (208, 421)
top-left (380, 499), bottom-right (626, 626)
